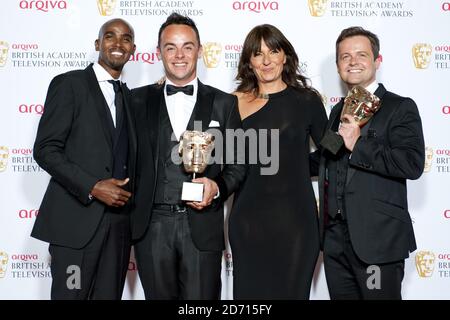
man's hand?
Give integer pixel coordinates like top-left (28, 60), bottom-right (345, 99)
top-left (187, 177), bottom-right (219, 211)
top-left (90, 178), bottom-right (131, 207)
top-left (338, 114), bottom-right (361, 152)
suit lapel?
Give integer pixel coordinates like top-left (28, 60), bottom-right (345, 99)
top-left (187, 81), bottom-right (213, 131)
top-left (122, 83), bottom-right (137, 179)
top-left (150, 85), bottom-right (164, 173)
top-left (86, 64), bottom-right (113, 153)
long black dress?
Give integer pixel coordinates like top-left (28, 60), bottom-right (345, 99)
top-left (229, 86), bottom-right (327, 299)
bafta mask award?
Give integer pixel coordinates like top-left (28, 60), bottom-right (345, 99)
top-left (178, 130), bottom-right (215, 202)
top-left (320, 85), bottom-right (381, 155)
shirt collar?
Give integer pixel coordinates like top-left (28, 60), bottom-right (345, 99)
top-left (365, 80), bottom-right (379, 95)
top-left (93, 62), bottom-right (122, 82)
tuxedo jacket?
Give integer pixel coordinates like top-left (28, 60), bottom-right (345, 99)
top-left (31, 64), bottom-right (137, 249)
top-left (318, 84), bottom-right (425, 264)
top-left (131, 81), bottom-right (246, 251)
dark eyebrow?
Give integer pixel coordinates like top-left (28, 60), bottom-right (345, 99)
top-left (163, 41), bottom-right (196, 48)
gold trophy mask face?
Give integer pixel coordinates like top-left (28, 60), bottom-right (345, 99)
top-left (341, 85), bottom-right (381, 127)
top-left (415, 251), bottom-right (435, 278)
top-left (97, 0), bottom-right (117, 16)
top-left (202, 42), bottom-right (222, 68)
top-left (0, 252), bottom-right (8, 278)
top-left (0, 41), bottom-right (9, 67)
top-left (178, 131), bottom-right (215, 175)
top-left (0, 146), bottom-right (9, 172)
top-left (308, 0), bottom-right (327, 17)
top-left (412, 43), bottom-right (432, 69)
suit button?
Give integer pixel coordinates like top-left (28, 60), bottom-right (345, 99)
top-left (105, 167), bottom-right (110, 172)
top-left (123, 165), bottom-right (127, 170)
top-left (164, 179), bottom-right (169, 184)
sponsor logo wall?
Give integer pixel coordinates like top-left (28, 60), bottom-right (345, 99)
top-left (0, 0), bottom-right (448, 299)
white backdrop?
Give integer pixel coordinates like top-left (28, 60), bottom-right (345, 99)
top-left (1, 0), bottom-right (449, 300)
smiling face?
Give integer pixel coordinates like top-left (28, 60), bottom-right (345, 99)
top-left (95, 19), bottom-right (135, 78)
top-left (158, 24), bottom-right (202, 86)
top-left (337, 35), bottom-right (381, 89)
top-left (250, 39), bottom-right (286, 86)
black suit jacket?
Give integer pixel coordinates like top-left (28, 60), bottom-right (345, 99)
top-left (318, 84), bottom-right (425, 264)
top-left (131, 81), bottom-right (246, 251)
top-left (31, 64), bottom-right (137, 249)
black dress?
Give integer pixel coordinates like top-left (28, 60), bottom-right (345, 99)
top-left (229, 86), bottom-right (327, 299)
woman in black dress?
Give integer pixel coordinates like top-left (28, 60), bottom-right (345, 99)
top-left (229, 24), bottom-right (327, 299)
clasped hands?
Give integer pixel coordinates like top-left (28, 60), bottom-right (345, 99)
top-left (90, 178), bottom-right (131, 207)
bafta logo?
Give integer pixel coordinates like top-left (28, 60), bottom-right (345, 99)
top-left (202, 42), bottom-right (222, 68)
top-left (0, 146), bottom-right (9, 172)
top-left (415, 251), bottom-right (435, 278)
top-left (308, 0), bottom-right (328, 17)
top-left (0, 41), bottom-right (9, 67)
top-left (412, 43), bottom-right (432, 69)
top-left (424, 146), bottom-right (433, 173)
top-left (97, 0), bottom-right (117, 16)
top-left (0, 252), bottom-right (8, 279)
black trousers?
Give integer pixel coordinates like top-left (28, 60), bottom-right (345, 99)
top-left (134, 208), bottom-right (222, 300)
top-left (323, 215), bottom-right (404, 300)
top-left (49, 211), bottom-right (131, 300)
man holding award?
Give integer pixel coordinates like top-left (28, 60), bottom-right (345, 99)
top-left (318, 27), bottom-right (425, 299)
top-left (131, 13), bottom-right (246, 299)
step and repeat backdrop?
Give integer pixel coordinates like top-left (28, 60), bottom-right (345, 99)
top-left (0, 0), bottom-right (449, 300)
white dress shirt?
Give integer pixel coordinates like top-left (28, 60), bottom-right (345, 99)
top-left (92, 62), bottom-right (121, 127)
top-left (164, 78), bottom-right (198, 141)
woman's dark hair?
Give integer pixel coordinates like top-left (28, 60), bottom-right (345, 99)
top-left (236, 24), bottom-right (318, 97)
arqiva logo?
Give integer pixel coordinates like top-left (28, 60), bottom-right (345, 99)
top-left (129, 52), bottom-right (160, 64)
top-left (232, 1), bottom-right (279, 13)
top-left (19, 0), bottom-right (68, 12)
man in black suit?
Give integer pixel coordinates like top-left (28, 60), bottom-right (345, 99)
top-left (31, 19), bottom-right (137, 299)
top-left (131, 13), bottom-right (246, 299)
top-left (318, 27), bottom-right (425, 299)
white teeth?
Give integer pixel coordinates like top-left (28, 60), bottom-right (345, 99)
top-left (111, 52), bottom-right (123, 56)
top-left (349, 69), bottom-right (362, 73)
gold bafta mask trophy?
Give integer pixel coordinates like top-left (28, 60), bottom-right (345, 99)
top-left (320, 85), bottom-right (381, 154)
top-left (178, 130), bottom-right (215, 202)
top-left (202, 42), bottom-right (222, 68)
top-left (97, 0), bottom-right (117, 16)
top-left (0, 252), bottom-right (8, 279)
top-left (0, 146), bottom-right (9, 172)
top-left (415, 251), bottom-right (435, 278)
top-left (412, 43), bottom-right (432, 69)
top-left (0, 41), bottom-right (9, 67)
top-left (308, 0), bottom-right (328, 17)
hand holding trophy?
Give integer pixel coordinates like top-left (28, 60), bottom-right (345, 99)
top-left (320, 85), bottom-right (381, 154)
top-left (178, 130), bottom-right (215, 202)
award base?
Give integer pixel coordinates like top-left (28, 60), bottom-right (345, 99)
top-left (320, 129), bottom-right (344, 155)
top-left (181, 182), bottom-right (204, 202)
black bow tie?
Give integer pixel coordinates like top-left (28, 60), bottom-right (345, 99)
top-left (166, 84), bottom-right (194, 96)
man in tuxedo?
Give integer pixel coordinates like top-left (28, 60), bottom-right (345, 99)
top-left (318, 26), bottom-right (425, 299)
top-left (131, 13), bottom-right (246, 299)
top-left (31, 19), bottom-right (136, 299)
